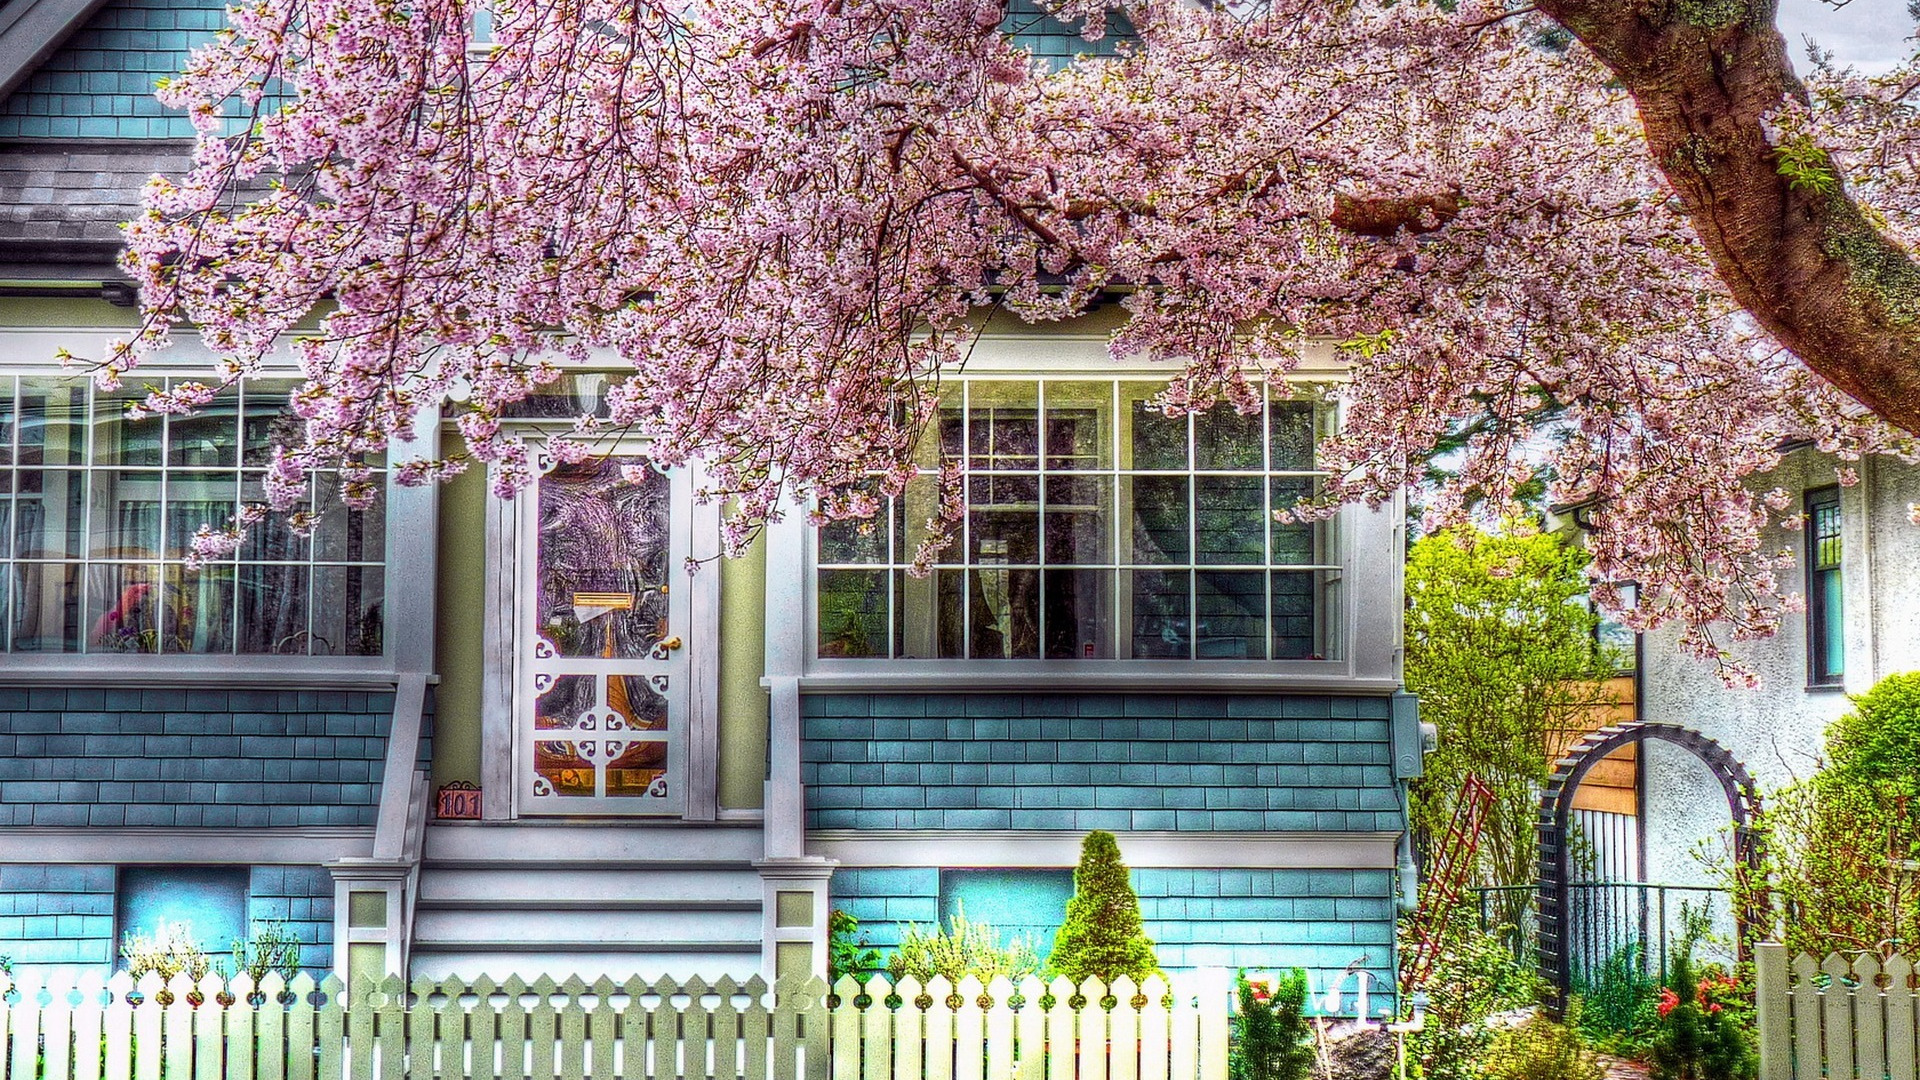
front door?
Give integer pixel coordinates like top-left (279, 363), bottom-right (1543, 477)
top-left (515, 452), bottom-right (688, 816)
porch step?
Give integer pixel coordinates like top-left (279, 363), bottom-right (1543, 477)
top-left (409, 822), bottom-right (766, 982)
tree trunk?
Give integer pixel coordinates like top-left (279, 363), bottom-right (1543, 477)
top-left (1537, 0), bottom-right (1920, 432)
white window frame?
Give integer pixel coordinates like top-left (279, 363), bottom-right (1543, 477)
top-left (795, 339), bottom-right (1392, 690)
top-left (0, 330), bottom-right (434, 686)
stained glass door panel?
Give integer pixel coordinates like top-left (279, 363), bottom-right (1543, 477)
top-left (518, 455), bottom-right (687, 815)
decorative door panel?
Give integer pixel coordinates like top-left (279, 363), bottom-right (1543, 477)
top-left (516, 453), bottom-right (689, 815)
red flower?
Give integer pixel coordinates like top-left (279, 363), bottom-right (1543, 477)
top-left (1657, 988), bottom-right (1680, 1018)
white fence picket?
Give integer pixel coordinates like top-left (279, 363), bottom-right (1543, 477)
top-left (0, 966), bottom-right (1234, 1080)
top-left (1758, 946), bottom-right (1920, 1080)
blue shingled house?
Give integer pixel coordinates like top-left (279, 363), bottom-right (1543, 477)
top-left (0, 0), bottom-right (1420, 1010)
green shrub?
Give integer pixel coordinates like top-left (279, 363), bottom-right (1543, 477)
top-left (1403, 910), bottom-right (1542, 1080)
top-left (1647, 908), bottom-right (1756, 1080)
top-left (121, 921), bottom-right (215, 984)
top-left (1482, 1011), bottom-right (1604, 1080)
top-left (231, 921), bottom-right (303, 984)
top-left (1047, 831), bottom-right (1160, 984)
top-left (828, 909), bottom-right (882, 983)
top-left (1573, 941), bottom-right (1661, 1057)
top-left (887, 904), bottom-right (1039, 986)
top-left (1229, 969), bottom-right (1314, 1080)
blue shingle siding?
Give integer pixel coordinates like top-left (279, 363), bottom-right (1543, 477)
top-left (801, 693), bottom-right (1401, 833)
top-left (1001, 0), bottom-right (1135, 68)
top-left (247, 865), bottom-right (335, 972)
top-left (0, 864), bottom-right (115, 967)
top-left (830, 866), bottom-right (1396, 1011)
top-left (0, 0), bottom-right (230, 138)
top-left (0, 687), bottom-right (395, 827)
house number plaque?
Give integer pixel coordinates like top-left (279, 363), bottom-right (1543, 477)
top-left (435, 781), bottom-right (482, 819)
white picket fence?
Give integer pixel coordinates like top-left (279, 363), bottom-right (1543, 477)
top-left (0, 969), bottom-right (1233, 1080)
top-left (1756, 942), bottom-right (1920, 1080)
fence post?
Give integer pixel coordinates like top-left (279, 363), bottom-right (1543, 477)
top-left (1755, 942), bottom-right (1791, 1080)
top-left (1886, 955), bottom-right (1916, 1080)
top-left (1195, 970), bottom-right (1229, 1080)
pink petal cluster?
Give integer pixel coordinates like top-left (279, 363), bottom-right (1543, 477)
top-left (99, 0), bottom-right (1919, 676)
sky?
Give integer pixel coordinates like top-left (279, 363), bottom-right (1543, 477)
top-left (1776, 0), bottom-right (1917, 75)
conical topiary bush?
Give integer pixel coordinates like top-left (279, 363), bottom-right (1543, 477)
top-left (1047, 830), bottom-right (1160, 983)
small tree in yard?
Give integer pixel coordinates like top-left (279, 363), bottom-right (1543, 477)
top-left (1047, 831), bottom-right (1159, 984)
top-left (1405, 526), bottom-right (1614, 901)
top-left (1759, 672), bottom-right (1920, 956)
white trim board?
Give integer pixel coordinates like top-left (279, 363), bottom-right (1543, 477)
top-left (0, 828), bottom-right (374, 864)
top-left (807, 831), bottom-right (1399, 869)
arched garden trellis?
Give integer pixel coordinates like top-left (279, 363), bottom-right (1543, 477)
top-left (1536, 721), bottom-right (1768, 1007)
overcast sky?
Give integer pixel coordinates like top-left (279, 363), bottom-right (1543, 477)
top-left (1776, 0), bottom-right (1916, 74)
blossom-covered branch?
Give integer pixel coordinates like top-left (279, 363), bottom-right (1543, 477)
top-left (99, 0), bottom-right (1920, 674)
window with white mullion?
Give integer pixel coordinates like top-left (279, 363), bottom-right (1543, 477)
top-left (811, 376), bottom-right (1340, 663)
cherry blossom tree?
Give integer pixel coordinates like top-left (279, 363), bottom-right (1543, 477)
top-left (90, 0), bottom-right (1920, 673)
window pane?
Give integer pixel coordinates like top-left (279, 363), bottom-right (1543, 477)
top-left (88, 471), bottom-right (162, 559)
top-left (312, 564), bottom-right (385, 656)
top-left (1044, 382), bottom-right (1112, 470)
top-left (240, 563), bottom-right (310, 653)
top-left (969, 566), bottom-right (1040, 659)
top-left (968, 382), bottom-right (1039, 470)
top-left (933, 569), bottom-right (968, 658)
top-left (1194, 476), bottom-right (1264, 564)
top-left (1195, 405), bottom-right (1262, 470)
top-left (165, 473), bottom-right (239, 559)
top-left (16, 469), bottom-right (85, 559)
top-left (1127, 476), bottom-right (1189, 564)
top-left (1127, 389), bottom-right (1187, 470)
top-left (534, 458), bottom-right (670, 660)
top-left (1196, 570), bottom-right (1264, 659)
top-left (166, 380), bottom-right (239, 467)
top-left (1269, 398), bottom-right (1316, 470)
top-left (18, 377), bottom-right (86, 467)
top-left (1044, 568), bottom-right (1111, 659)
top-left (1129, 568), bottom-right (1190, 658)
top-left (312, 475), bottom-right (386, 563)
top-left (819, 515), bottom-right (887, 565)
top-left (241, 472), bottom-right (311, 561)
top-left (8, 562), bottom-right (80, 651)
top-left (892, 474), bottom-right (944, 565)
top-left (818, 569), bottom-right (890, 658)
top-left (86, 562), bottom-right (159, 653)
top-left (0, 376), bottom-right (14, 466)
top-left (1819, 568), bottom-right (1844, 677)
top-left (163, 563), bottom-right (235, 654)
top-left (241, 379), bottom-right (303, 465)
top-left (1043, 474), bottom-right (1110, 564)
top-left (92, 384), bottom-right (163, 467)
top-left (1271, 476), bottom-right (1318, 565)
top-left (969, 475), bottom-right (1039, 564)
top-left (1272, 570), bottom-right (1321, 659)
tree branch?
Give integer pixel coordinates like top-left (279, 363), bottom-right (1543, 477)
top-left (1537, 0), bottom-right (1920, 432)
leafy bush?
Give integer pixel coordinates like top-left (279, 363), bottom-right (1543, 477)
top-left (828, 909), bottom-right (882, 983)
top-left (231, 921), bottom-right (303, 984)
top-left (1573, 941), bottom-right (1661, 1057)
top-left (1403, 910), bottom-right (1542, 1080)
top-left (887, 904), bottom-right (1038, 986)
top-left (1047, 831), bottom-right (1160, 983)
top-left (1761, 672), bottom-right (1920, 956)
top-left (121, 921), bottom-right (215, 984)
top-left (1647, 909), bottom-right (1756, 1080)
top-left (1229, 969), bottom-right (1314, 1080)
top-left (1482, 1011), bottom-right (1604, 1080)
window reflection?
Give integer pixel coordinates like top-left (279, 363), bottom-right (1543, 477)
top-left (0, 376), bottom-right (385, 656)
top-left (815, 380), bottom-right (1340, 661)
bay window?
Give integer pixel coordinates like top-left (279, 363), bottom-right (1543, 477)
top-left (0, 375), bottom-right (385, 656)
top-left (815, 379), bottom-right (1340, 662)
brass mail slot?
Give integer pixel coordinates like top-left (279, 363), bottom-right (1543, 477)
top-left (573, 591), bottom-right (636, 609)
